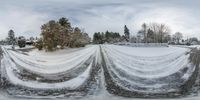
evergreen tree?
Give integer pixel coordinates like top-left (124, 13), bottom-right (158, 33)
top-left (59, 17), bottom-right (71, 28)
top-left (124, 25), bottom-right (130, 42)
top-left (93, 31), bottom-right (121, 44)
top-left (93, 32), bottom-right (104, 44)
top-left (105, 31), bottom-right (111, 43)
top-left (58, 17), bottom-right (72, 49)
top-left (101, 32), bottom-right (105, 43)
top-left (93, 33), bottom-right (97, 43)
top-left (147, 28), bottom-right (154, 43)
top-left (17, 36), bottom-right (26, 48)
top-left (7, 29), bottom-right (16, 49)
top-left (142, 23), bottom-right (147, 43)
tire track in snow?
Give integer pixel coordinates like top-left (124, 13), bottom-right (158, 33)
top-left (100, 45), bottom-right (198, 98)
top-left (0, 45), bottom-right (199, 99)
top-left (0, 46), bottom-right (102, 98)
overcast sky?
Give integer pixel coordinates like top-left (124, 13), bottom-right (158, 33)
top-left (0, 0), bottom-right (200, 40)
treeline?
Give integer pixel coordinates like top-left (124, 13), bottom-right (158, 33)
top-left (93, 31), bottom-right (122, 44)
top-left (135, 23), bottom-right (170, 43)
top-left (1, 17), bottom-right (91, 51)
top-left (132, 23), bottom-right (198, 45)
top-left (3, 30), bottom-right (39, 48)
top-left (1, 20), bottom-right (199, 50)
top-left (92, 23), bottom-right (172, 44)
top-left (93, 25), bottom-right (130, 44)
top-left (35, 17), bottom-right (91, 51)
top-left (92, 22), bottom-right (199, 45)
top-left (3, 30), bottom-right (27, 48)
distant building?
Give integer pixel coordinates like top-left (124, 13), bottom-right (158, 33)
top-left (26, 37), bottom-right (38, 45)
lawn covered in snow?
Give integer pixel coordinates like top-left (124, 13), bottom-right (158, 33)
top-left (0, 44), bottom-right (199, 99)
top-left (101, 45), bottom-right (194, 94)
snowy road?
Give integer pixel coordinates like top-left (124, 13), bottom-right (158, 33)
top-left (0, 45), bottom-right (200, 99)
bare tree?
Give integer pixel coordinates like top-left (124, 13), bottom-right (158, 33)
top-left (149, 23), bottom-right (170, 43)
top-left (149, 23), bottom-right (158, 42)
top-left (158, 24), bottom-right (170, 43)
top-left (173, 32), bottom-right (183, 44)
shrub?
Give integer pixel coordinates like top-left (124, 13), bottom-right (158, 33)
top-left (18, 36), bottom-right (26, 48)
top-left (35, 39), bottom-right (43, 50)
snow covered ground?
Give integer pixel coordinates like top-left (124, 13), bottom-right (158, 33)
top-left (1, 45), bottom-right (98, 89)
top-left (172, 45), bottom-right (200, 49)
top-left (1, 91), bottom-right (200, 100)
top-left (0, 44), bottom-right (199, 99)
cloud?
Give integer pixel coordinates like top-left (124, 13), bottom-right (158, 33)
top-left (0, 6), bottom-right (49, 40)
top-left (132, 7), bottom-right (200, 37)
top-left (0, 0), bottom-right (200, 40)
top-left (75, 2), bottom-right (200, 38)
